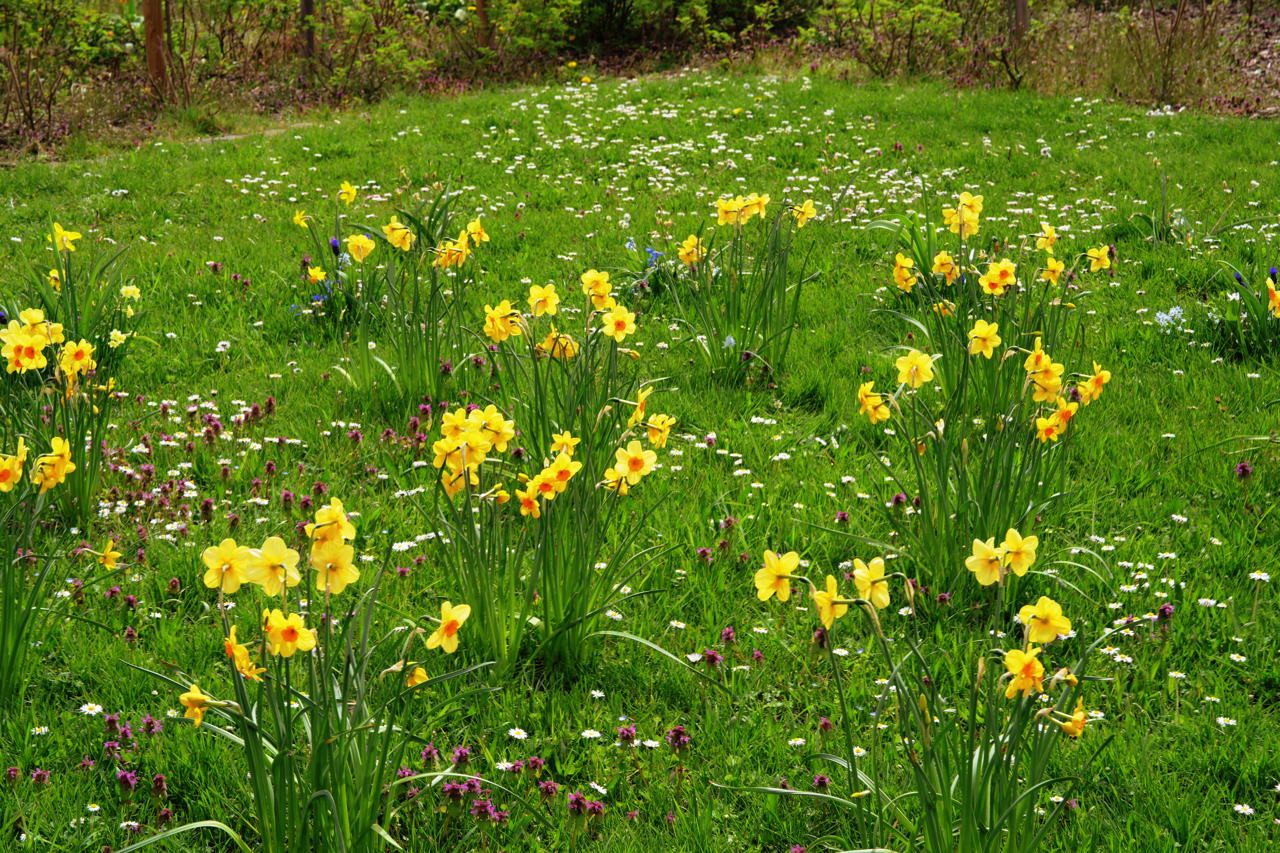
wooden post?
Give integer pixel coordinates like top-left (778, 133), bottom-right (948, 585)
top-left (143, 0), bottom-right (167, 98)
top-left (1011, 0), bottom-right (1029, 40)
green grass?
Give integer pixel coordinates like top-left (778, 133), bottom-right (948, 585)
top-left (2, 70), bottom-right (1279, 851)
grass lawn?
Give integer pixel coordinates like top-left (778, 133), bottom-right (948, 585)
top-left (1, 70), bottom-right (1278, 852)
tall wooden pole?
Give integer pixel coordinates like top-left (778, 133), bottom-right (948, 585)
top-left (143, 0), bottom-right (167, 98)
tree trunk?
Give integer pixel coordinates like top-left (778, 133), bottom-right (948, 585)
top-left (143, 0), bottom-right (167, 98)
top-left (300, 0), bottom-right (315, 60)
top-left (475, 0), bottom-right (493, 49)
top-left (1010, 0), bottom-right (1030, 40)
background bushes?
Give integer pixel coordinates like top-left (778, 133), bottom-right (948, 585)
top-left (1, 0), bottom-right (1273, 153)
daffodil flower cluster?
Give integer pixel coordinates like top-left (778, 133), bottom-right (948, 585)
top-left (1002, 595), bottom-right (1090, 738)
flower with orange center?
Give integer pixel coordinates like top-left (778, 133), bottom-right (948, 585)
top-left (1003, 646), bottom-right (1045, 698)
top-left (613, 440), bottom-right (656, 485)
top-left (426, 601), bottom-right (470, 654)
top-left (264, 609), bottom-right (317, 658)
top-left (754, 550), bottom-right (799, 602)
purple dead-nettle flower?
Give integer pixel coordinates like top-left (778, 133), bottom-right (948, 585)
top-left (665, 725), bottom-right (692, 753)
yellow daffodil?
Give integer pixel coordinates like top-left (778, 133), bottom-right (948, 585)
top-left (426, 601), bottom-right (470, 654)
top-left (466, 219), bottom-right (489, 244)
top-left (407, 666), bottom-right (429, 688)
top-left (892, 252), bottom-right (917, 293)
top-left (1041, 256), bottom-right (1065, 285)
top-left (894, 349), bottom-right (935, 389)
top-left (1056, 698), bottom-right (1088, 737)
top-left (600, 304), bottom-right (636, 343)
top-left (382, 216), bottom-right (415, 251)
top-left (245, 536), bottom-right (301, 597)
top-left (646, 413), bottom-right (676, 448)
top-left (627, 387), bottom-right (653, 428)
top-left (1077, 362), bottom-right (1110, 405)
top-left (1036, 223), bottom-right (1057, 254)
top-left (264, 609), bottom-right (317, 657)
top-left (202, 538), bottom-right (249, 593)
top-left (515, 485), bottom-right (541, 518)
top-left (307, 266), bottom-right (326, 283)
top-left (715, 196), bottom-right (747, 226)
top-left (98, 539), bottom-right (122, 570)
top-left (858, 381), bottom-right (890, 424)
top-left (932, 251), bottom-right (958, 284)
top-left (59, 339), bottom-right (96, 379)
top-left (1000, 528), bottom-right (1038, 576)
top-left (853, 557), bottom-right (891, 610)
top-left (967, 320), bottom-right (1001, 359)
top-left (793, 199), bottom-right (817, 228)
top-left (1086, 246), bottom-right (1111, 272)
top-left (339, 181), bottom-right (357, 205)
top-left (347, 234), bottom-right (375, 263)
top-left (120, 285), bottom-right (141, 300)
top-left (1019, 596), bottom-right (1072, 644)
top-left (311, 538), bottom-right (359, 595)
top-left (293, 209), bottom-right (308, 227)
top-left (1034, 416), bottom-right (1062, 443)
top-left (484, 300), bottom-right (523, 343)
top-left (978, 259), bottom-right (1016, 296)
top-left (528, 283), bottom-right (560, 316)
top-left (1003, 647), bottom-right (1044, 698)
top-left (754, 550), bottom-right (798, 602)
top-left (550, 431), bottom-right (580, 456)
top-left (0, 440), bottom-right (24, 493)
top-left (305, 498), bottom-right (356, 543)
top-left (49, 223), bottom-right (82, 252)
top-left (813, 574), bottom-right (848, 629)
top-left (32, 437), bottom-right (75, 493)
top-left (613, 440), bottom-right (656, 485)
top-left (965, 537), bottom-right (1004, 586)
top-left (677, 235), bottom-right (705, 265)
top-left (179, 684), bottom-right (209, 727)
